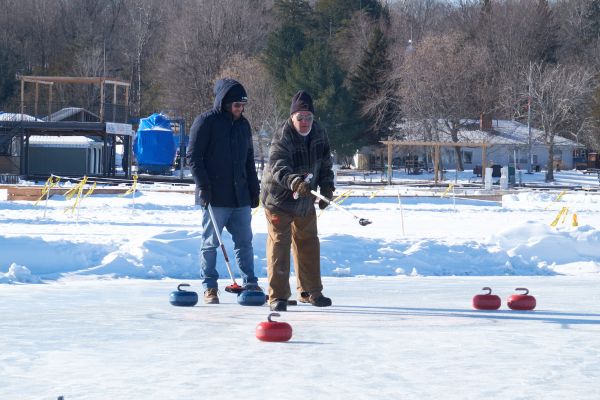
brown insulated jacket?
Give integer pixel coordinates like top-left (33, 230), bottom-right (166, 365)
top-left (260, 119), bottom-right (334, 217)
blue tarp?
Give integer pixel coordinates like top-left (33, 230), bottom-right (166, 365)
top-left (133, 113), bottom-right (176, 173)
top-left (173, 134), bottom-right (189, 150)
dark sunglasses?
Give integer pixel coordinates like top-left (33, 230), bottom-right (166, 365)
top-left (295, 114), bottom-right (313, 122)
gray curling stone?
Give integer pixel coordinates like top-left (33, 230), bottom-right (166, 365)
top-left (237, 289), bottom-right (266, 306)
top-left (169, 283), bottom-right (198, 307)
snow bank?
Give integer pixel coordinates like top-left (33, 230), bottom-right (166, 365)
top-left (487, 222), bottom-right (600, 275)
top-left (1, 186), bottom-right (599, 283)
top-left (0, 263), bottom-right (42, 284)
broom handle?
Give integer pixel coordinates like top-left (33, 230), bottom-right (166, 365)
top-left (311, 190), bottom-right (360, 221)
top-left (207, 204), bottom-right (238, 284)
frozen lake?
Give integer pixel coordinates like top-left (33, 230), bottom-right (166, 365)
top-left (1, 276), bottom-right (600, 400)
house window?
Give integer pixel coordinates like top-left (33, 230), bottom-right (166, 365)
top-left (573, 149), bottom-right (586, 159)
top-left (462, 151), bottom-right (473, 164)
top-left (509, 151), bottom-right (528, 165)
top-left (447, 150), bottom-right (455, 163)
top-left (0, 137), bottom-right (11, 156)
top-left (553, 149), bottom-right (562, 161)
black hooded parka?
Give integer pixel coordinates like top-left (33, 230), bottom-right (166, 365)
top-left (186, 79), bottom-right (260, 207)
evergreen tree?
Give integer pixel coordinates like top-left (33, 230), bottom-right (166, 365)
top-left (283, 41), bottom-right (364, 157)
top-left (349, 28), bottom-right (400, 145)
top-left (262, 25), bottom-right (307, 87)
top-left (262, 0), bottom-right (313, 98)
top-left (0, 48), bottom-right (20, 106)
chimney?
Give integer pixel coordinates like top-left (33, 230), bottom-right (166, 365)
top-left (480, 113), bottom-right (493, 131)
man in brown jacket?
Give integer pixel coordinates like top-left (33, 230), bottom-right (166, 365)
top-left (260, 90), bottom-right (335, 312)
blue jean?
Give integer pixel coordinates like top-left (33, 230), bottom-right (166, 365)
top-left (200, 206), bottom-right (257, 290)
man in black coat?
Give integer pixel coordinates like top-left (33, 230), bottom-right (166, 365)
top-left (186, 78), bottom-right (261, 304)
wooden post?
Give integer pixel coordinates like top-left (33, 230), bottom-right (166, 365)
top-left (434, 145), bottom-right (440, 184)
top-left (482, 145), bottom-right (487, 181)
top-left (113, 83), bottom-right (117, 122)
top-left (102, 133), bottom-right (108, 176)
top-left (125, 86), bottom-right (130, 123)
top-left (20, 78), bottom-right (24, 117)
top-left (387, 140), bottom-right (393, 184)
top-left (34, 83), bottom-right (39, 117)
top-left (100, 79), bottom-right (105, 122)
top-left (48, 84), bottom-right (53, 121)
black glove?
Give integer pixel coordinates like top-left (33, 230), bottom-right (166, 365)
top-left (251, 194), bottom-right (260, 209)
top-left (199, 188), bottom-right (211, 209)
top-left (318, 187), bottom-right (334, 210)
top-left (291, 177), bottom-right (311, 198)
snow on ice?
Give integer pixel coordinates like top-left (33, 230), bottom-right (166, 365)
top-left (1, 170), bottom-right (600, 399)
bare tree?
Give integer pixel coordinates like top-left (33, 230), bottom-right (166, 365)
top-left (161, 0), bottom-right (270, 122)
top-left (389, 0), bottom-right (449, 42)
top-left (73, 47), bottom-right (105, 77)
top-left (555, 0), bottom-right (600, 65)
top-left (218, 54), bottom-right (285, 171)
top-left (525, 63), bottom-right (595, 181)
top-left (591, 86), bottom-right (600, 150)
top-left (401, 31), bottom-right (494, 171)
top-left (472, 1), bottom-right (563, 121)
top-left (18, 0), bottom-right (63, 74)
top-left (122, 0), bottom-right (166, 116)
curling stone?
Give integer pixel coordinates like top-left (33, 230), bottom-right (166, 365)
top-left (472, 287), bottom-right (501, 310)
top-left (256, 313), bottom-right (292, 342)
top-left (237, 289), bottom-right (267, 306)
top-left (169, 283), bottom-right (198, 307)
top-left (507, 288), bottom-right (536, 310)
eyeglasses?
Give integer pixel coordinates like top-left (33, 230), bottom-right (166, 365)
top-left (232, 102), bottom-right (247, 109)
top-left (294, 114), bottom-right (313, 122)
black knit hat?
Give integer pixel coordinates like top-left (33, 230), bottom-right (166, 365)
top-left (222, 84), bottom-right (248, 105)
top-left (289, 90), bottom-right (314, 115)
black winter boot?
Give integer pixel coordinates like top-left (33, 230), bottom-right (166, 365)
top-left (270, 299), bottom-right (287, 312)
top-left (310, 294), bottom-right (332, 307)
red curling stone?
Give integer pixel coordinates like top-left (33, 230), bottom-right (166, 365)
top-left (256, 313), bottom-right (292, 342)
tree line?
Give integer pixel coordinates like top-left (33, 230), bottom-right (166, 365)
top-left (1, 0), bottom-right (599, 177)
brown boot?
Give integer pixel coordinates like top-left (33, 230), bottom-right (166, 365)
top-left (298, 291), bottom-right (311, 303)
top-left (204, 288), bottom-right (219, 304)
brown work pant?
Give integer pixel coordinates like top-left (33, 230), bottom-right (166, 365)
top-left (265, 207), bottom-right (323, 301)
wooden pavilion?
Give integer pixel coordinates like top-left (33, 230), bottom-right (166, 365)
top-left (380, 138), bottom-right (489, 184)
top-left (0, 75), bottom-right (132, 178)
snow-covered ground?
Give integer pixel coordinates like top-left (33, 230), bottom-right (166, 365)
top-left (1, 169), bottom-right (599, 399)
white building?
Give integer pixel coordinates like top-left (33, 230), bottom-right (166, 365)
top-left (354, 118), bottom-right (584, 171)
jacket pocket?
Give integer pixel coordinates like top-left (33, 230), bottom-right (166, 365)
top-left (272, 185), bottom-right (292, 202)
